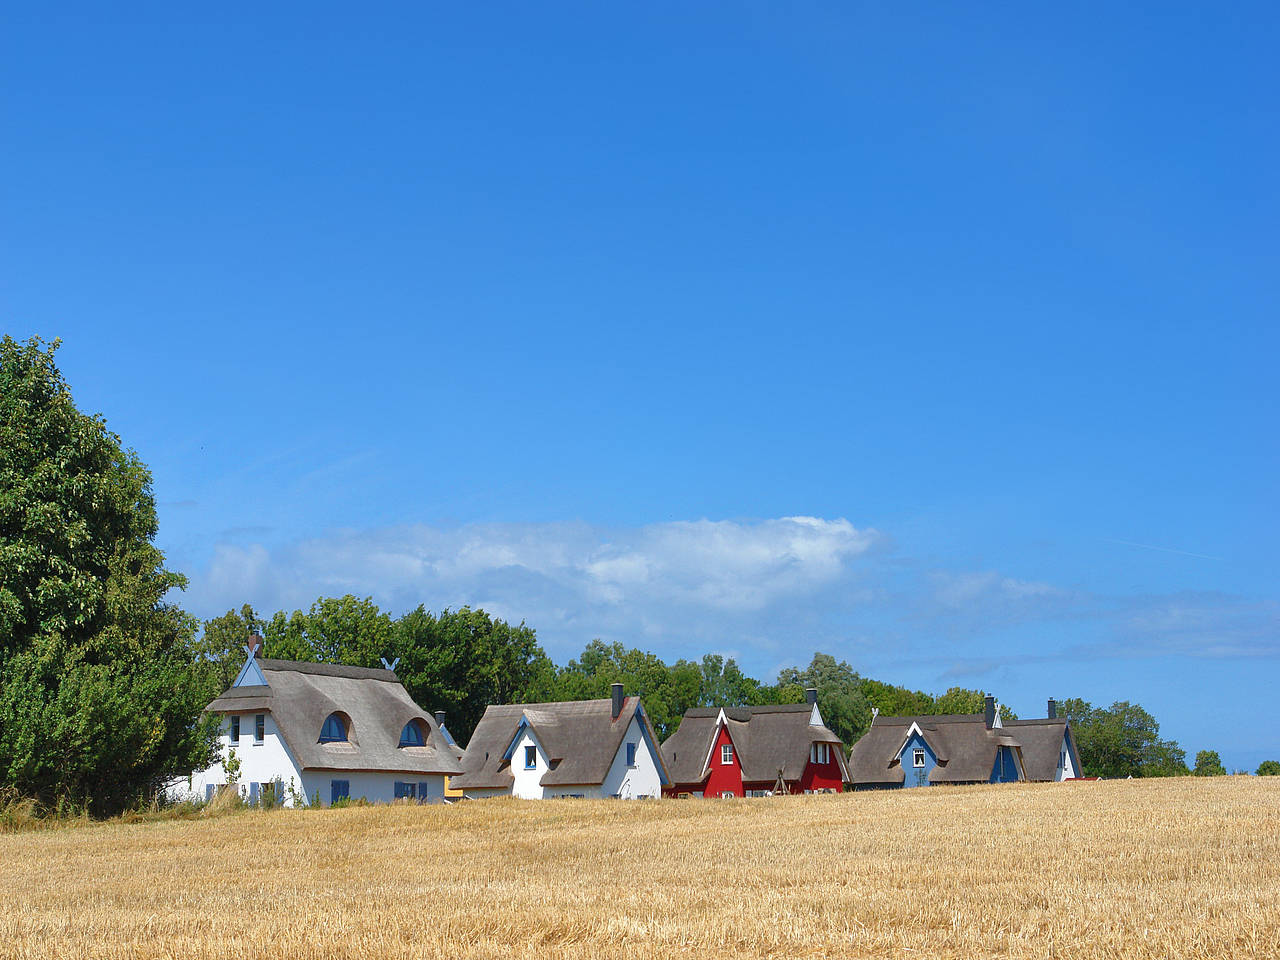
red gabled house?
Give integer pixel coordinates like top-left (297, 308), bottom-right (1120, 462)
top-left (660, 689), bottom-right (849, 797)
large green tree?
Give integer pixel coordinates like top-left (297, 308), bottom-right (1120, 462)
top-left (554, 640), bottom-right (699, 739)
top-left (1192, 750), bottom-right (1227, 777)
top-left (0, 336), bottom-right (216, 814)
top-left (1256, 760), bottom-right (1280, 777)
top-left (1059, 698), bottom-right (1188, 778)
top-left (195, 603), bottom-right (265, 695)
top-left (777, 653), bottom-right (872, 748)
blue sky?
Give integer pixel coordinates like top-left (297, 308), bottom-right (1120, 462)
top-left (3, 4), bottom-right (1276, 770)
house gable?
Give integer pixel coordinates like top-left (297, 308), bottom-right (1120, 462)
top-left (897, 730), bottom-right (939, 788)
top-left (704, 724), bottom-right (744, 798)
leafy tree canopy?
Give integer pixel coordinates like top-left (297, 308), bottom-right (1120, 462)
top-left (0, 336), bottom-right (215, 814)
top-left (1193, 750), bottom-right (1227, 777)
top-left (1059, 698), bottom-right (1188, 778)
top-left (1256, 760), bottom-right (1280, 777)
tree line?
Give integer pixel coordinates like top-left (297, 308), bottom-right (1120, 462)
top-left (196, 594), bottom-right (1025, 748)
top-left (2, 335), bottom-right (1272, 816)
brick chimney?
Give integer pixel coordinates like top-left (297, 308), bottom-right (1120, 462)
top-left (984, 695), bottom-right (995, 729)
top-left (611, 683), bottom-right (624, 720)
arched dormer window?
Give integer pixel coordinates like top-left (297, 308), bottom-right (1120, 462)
top-left (319, 712), bottom-right (349, 743)
top-left (399, 718), bottom-right (427, 747)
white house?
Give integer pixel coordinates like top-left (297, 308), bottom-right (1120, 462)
top-left (173, 640), bottom-right (462, 806)
top-left (449, 684), bottom-right (670, 799)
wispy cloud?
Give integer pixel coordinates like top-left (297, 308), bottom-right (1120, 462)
top-left (1104, 538), bottom-right (1222, 562)
top-left (180, 516), bottom-right (1278, 671)
top-left (183, 516), bottom-right (881, 660)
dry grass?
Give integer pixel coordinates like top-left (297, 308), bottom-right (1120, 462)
top-left (2, 777), bottom-right (1276, 959)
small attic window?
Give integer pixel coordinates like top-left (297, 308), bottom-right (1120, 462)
top-left (399, 719), bottom-right (427, 747)
top-left (319, 713), bottom-right (349, 743)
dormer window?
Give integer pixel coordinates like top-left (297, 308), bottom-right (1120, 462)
top-left (524, 745), bottom-right (537, 769)
top-left (399, 719), bottom-right (427, 747)
top-left (721, 744), bottom-right (734, 765)
top-left (810, 743), bottom-right (830, 765)
top-left (319, 713), bottom-right (349, 743)
top-left (913, 748), bottom-right (926, 768)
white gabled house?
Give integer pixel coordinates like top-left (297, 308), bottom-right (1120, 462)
top-left (449, 684), bottom-right (670, 799)
top-left (174, 639), bottom-right (461, 806)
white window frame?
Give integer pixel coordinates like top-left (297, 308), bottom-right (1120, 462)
top-left (913, 748), bottom-right (926, 768)
top-left (721, 743), bottom-right (733, 765)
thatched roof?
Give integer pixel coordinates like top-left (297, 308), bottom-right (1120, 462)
top-left (449, 697), bottom-right (669, 790)
top-left (661, 704), bottom-right (849, 786)
top-left (206, 658), bottom-right (462, 776)
top-left (848, 713), bottom-right (1073, 785)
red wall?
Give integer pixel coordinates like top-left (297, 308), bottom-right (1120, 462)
top-left (702, 725), bottom-right (744, 797)
top-left (797, 747), bottom-right (845, 793)
top-left (665, 726), bottom-right (845, 797)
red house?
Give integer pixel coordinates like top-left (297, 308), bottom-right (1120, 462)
top-left (660, 689), bottom-right (848, 797)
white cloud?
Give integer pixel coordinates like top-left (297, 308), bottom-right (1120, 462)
top-left (183, 516), bottom-right (880, 659)
top-left (179, 518), bottom-right (1277, 670)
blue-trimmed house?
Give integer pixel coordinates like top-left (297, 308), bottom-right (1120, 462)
top-left (848, 696), bottom-right (1081, 789)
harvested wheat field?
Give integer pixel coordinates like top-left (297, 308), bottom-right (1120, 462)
top-left (2, 777), bottom-right (1278, 960)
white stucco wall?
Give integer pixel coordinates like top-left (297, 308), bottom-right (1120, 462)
top-left (172, 712), bottom-right (306, 806)
top-left (510, 727), bottom-right (551, 799)
top-left (600, 714), bottom-right (663, 799)
top-left (171, 712), bottom-right (446, 806)
top-left (1057, 730), bottom-right (1078, 780)
top-left (297, 771), bottom-right (446, 806)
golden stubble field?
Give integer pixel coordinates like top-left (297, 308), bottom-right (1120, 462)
top-left (2, 777), bottom-right (1277, 960)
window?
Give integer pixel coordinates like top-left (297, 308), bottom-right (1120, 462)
top-left (330, 780), bottom-right (350, 804)
top-left (626, 742), bottom-right (637, 767)
top-left (810, 743), bottom-right (830, 765)
top-left (254, 714), bottom-right (265, 743)
top-left (1060, 750), bottom-right (1066, 768)
top-left (230, 716), bottom-right (240, 742)
top-left (720, 791), bottom-right (735, 799)
top-left (248, 781), bottom-right (259, 805)
top-left (418, 782), bottom-right (432, 801)
top-left (394, 781), bottom-right (416, 800)
top-left (319, 713), bottom-right (348, 743)
top-left (399, 720), bottom-right (426, 747)
top-left (205, 784), bottom-right (216, 802)
top-left (913, 748), bottom-right (926, 768)
top-left (721, 744), bottom-right (734, 765)
top-left (524, 744), bottom-right (537, 769)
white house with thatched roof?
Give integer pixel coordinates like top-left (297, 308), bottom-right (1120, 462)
top-left (173, 640), bottom-right (461, 806)
top-left (449, 684), bottom-right (670, 799)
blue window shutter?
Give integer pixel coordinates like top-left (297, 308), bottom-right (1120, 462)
top-left (419, 782), bottom-right (430, 801)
